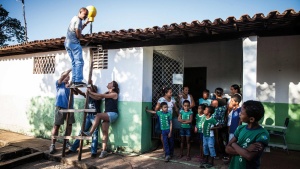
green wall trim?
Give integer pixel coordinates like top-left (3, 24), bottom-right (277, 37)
top-left (261, 102), bottom-right (300, 150)
top-left (26, 97), bottom-right (155, 153)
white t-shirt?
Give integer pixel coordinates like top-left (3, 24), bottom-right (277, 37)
top-left (158, 97), bottom-right (176, 115)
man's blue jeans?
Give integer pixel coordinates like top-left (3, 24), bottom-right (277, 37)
top-left (203, 136), bottom-right (216, 157)
top-left (70, 114), bottom-right (99, 154)
top-left (64, 42), bottom-right (84, 83)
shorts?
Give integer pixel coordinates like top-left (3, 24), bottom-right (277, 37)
top-left (54, 107), bottom-right (75, 125)
top-left (107, 112), bottom-right (118, 123)
top-left (198, 132), bottom-right (203, 142)
top-left (180, 128), bottom-right (191, 136)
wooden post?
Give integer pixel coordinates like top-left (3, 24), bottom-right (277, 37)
top-left (62, 89), bottom-right (74, 157)
top-left (78, 47), bottom-right (94, 160)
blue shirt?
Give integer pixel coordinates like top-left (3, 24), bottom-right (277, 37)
top-left (229, 107), bottom-right (241, 133)
top-left (199, 98), bottom-right (212, 106)
top-left (55, 81), bottom-right (71, 109)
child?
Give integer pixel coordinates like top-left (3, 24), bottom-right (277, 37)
top-left (199, 89), bottom-right (212, 106)
top-left (178, 100), bottom-right (193, 160)
top-left (146, 102), bottom-right (174, 162)
top-left (225, 100), bottom-right (269, 169)
top-left (228, 94), bottom-right (242, 142)
top-left (194, 104), bottom-right (206, 160)
top-left (214, 87), bottom-right (227, 107)
top-left (201, 106), bottom-right (219, 168)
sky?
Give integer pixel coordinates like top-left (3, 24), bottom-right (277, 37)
top-left (1, 0), bottom-right (300, 45)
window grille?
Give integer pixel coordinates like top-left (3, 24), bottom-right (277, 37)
top-left (152, 50), bottom-right (184, 109)
top-left (33, 55), bottom-right (55, 74)
top-left (91, 47), bottom-right (108, 69)
top-left (151, 50), bottom-right (184, 139)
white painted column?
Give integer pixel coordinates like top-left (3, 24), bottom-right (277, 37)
top-left (242, 36), bottom-right (258, 101)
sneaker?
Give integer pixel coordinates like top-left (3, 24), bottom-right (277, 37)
top-left (81, 131), bottom-right (91, 136)
top-left (66, 141), bottom-right (73, 148)
top-left (65, 149), bottom-right (76, 155)
top-left (49, 144), bottom-right (56, 154)
top-left (91, 153), bottom-right (97, 158)
top-left (99, 151), bottom-right (108, 159)
top-left (74, 82), bottom-right (87, 87)
top-left (165, 155), bottom-right (171, 162)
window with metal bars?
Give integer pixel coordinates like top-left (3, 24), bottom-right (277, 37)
top-left (91, 47), bottom-right (108, 69)
top-left (33, 55), bottom-right (55, 74)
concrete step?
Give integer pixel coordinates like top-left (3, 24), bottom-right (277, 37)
top-left (0, 147), bottom-right (43, 169)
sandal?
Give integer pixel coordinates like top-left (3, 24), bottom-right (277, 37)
top-left (186, 156), bottom-right (191, 161)
top-left (177, 154), bottom-right (183, 159)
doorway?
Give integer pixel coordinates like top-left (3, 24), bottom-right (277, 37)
top-left (184, 67), bottom-right (207, 106)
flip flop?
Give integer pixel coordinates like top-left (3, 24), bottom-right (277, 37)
top-left (177, 154), bottom-right (184, 159)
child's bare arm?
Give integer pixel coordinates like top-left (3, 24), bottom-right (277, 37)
top-left (168, 120), bottom-right (173, 138)
top-left (211, 123), bottom-right (221, 130)
top-left (194, 126), bottom-right (198, 133)
top-left (231, 142), bottom-right (265, 161)
top-left (225, 137), bottom-right (238, 155)
top-left (180, 114), bottom-right (194, 124)
top-left (178, 114), bottom-right (183, 122)
top-left (145, 106), bottom-right (156, 114)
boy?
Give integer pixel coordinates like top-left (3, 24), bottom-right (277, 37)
top-left (228, 94), bottom-right (242, 142)
top-left (225, 100), bottom-right (269, 169)
top-left (178, 100), bottom-right (193, 160)
top-left (199, 89), bottom-right (212, 106)
top-left (146, 102), bottom-right (174, 162)
top-left (194, 104), bottom-right (206, 160)
top-left (65, 8), bottom-right (90, 87)
top-left (201, 106), bottom-right (219, 168)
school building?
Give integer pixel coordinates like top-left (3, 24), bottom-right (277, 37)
top-left (0, 9), bottom-right (299, 152)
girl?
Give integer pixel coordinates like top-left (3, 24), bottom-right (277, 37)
top-left (83, 81), bottom-right (119, 159)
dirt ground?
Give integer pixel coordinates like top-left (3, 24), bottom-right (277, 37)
top-left (1, 129), bottom-right (299, 169)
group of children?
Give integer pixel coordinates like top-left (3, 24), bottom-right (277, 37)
top-left (146, 86), bottom-right (270, 169)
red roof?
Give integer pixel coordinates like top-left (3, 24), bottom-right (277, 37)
top-left (0, 9), bottom-right (299, 57)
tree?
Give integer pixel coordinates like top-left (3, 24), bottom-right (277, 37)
top-left (0, 4), bottom-right (26, 47)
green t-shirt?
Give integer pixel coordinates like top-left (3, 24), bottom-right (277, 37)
top-left (229, 125), bottom-right (270, 169)
top-left (195, 114), bottom-right (205, 133)
top-left (156, 111), bottom-right (172, 130)
top-left (202, 117), bottom-right (218, 137)
top-left (180, 110), bottom-right (193, 128)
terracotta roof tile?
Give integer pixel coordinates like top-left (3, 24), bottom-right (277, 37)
top-left (0, 9), bottom-right (299, 57)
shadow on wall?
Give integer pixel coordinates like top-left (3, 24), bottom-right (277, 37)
top-left (257, 81), bottom-right (300, 149)
top-left (26, 96), bottom-right (85, 141)
top-left (104, 101), bottom-right (142, 152)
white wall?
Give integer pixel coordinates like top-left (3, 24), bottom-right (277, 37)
top-left (257, 35), bottom-right (300, 104)
top-left (154, 40), bottom-right (243, 95)
top-left (0, 46), bottom-right (147, 134)
top-left (0, 48), bottom-right (92, 133)
top-left (101, 48), bottom-right (144, 102)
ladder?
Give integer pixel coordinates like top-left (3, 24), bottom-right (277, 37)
top-left (53, 47), bottom-right (96, 161)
